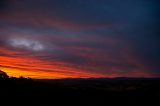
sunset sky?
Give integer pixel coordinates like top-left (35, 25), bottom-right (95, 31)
top-left (0, 0), bottom-right (159, 79)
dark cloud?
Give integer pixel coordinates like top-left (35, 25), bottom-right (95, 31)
top-left (0, 0), bottom-right (9, 11)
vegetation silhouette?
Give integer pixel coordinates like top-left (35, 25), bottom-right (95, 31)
top-left (0, 70), bottom-right (160, 105)
top-left (0, 70), bottom-right (9, 79)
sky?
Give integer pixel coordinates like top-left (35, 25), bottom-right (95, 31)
top-left (0, 0), bottom-right (159, 79)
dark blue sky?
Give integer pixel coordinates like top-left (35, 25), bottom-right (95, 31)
top-left (0, 0), bottom-right (159, 78)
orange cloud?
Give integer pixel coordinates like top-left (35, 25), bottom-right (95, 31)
top-left (0, 47), bottom-right (106, 79)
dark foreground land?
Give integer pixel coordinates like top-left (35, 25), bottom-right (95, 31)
top-left (0, 78), bottom-right (160, 105)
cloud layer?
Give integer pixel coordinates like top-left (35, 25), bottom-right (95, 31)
top-left (0, 0), bottom-right (159, 78)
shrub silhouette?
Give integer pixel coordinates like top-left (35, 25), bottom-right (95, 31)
top-left (0, 70), bottom-right (9, 79)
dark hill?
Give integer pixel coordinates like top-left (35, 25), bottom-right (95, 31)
top-left (0, 77), bottom-right (160, 105)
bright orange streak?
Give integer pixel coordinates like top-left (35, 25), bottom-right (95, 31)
top-left (1, 67), bottom-right (70, 79)
top-left (0, 49), bottom-right (105, 79)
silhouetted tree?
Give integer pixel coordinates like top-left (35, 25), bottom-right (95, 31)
top-left (0, 70), bottom-right (9, 79)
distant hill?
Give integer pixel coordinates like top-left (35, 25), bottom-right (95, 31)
top-left (0, 74), bottom-right (160, 105)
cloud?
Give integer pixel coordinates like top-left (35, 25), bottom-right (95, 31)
top-left (0, 0), bottom-right (159, 78)
top-left (9, 37), bottom-right (45, 51)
